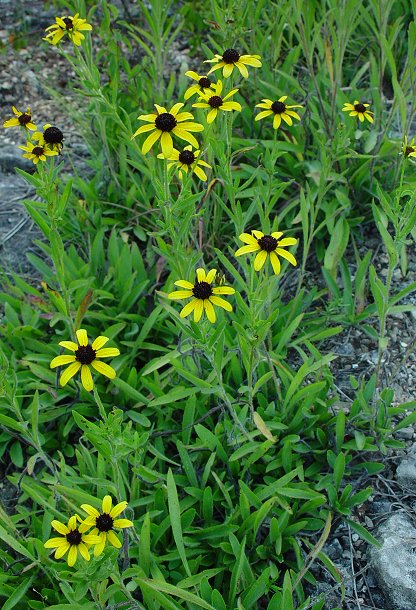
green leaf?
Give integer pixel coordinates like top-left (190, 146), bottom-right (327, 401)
top-left (136, 578), bottom-right (216, 609)
top-left (2, 575), bottom-right (35, 610)
top-left (167, 469), bottom-right (191, 577)
top-left (344, 518), bottom-right (381, 548)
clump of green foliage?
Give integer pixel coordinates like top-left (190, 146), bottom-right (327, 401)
top-left (1, 0), bottom-right (416, 608)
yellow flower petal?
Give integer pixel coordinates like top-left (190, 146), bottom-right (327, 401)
top-left (102, 496), bottom-right (112, 514)
top-left (44, 537), bottom-right (68, 548)
top-left (92, 335), bottom-right (110, 350)
top-left (207, 108), bottom-right (218, 123)
top-left (67, 545), bottom-right (78, 567)
top-left (204, 299), bottom-right (216, 323)
top-left (273, 114), bottom-right (282, 130)
top-left (77, 543), bottom-right (90, 561)
top-left (209, 295), bottom-right (233, 311)
top-left (107, 530), bottom-right (122, 548)
top-left (205, 269), bottom-right (217, 284)
top-left (50, 355), bottom-right (76, 368)
top-left (90, 360), bottom-right (117, 379)
top-left (80, 504), bottom-right (100, 518)
top-left (179, 299), bottom-right (198, 318)
top-left (55, 543), bottom-right (70, 559)
top-left (95, 347), bottom-right (120, 358)
top-left (76, 329), bottom-right (88, 346)
top-left (269, 251), bottom-right (281, 275)
top-left (254, 249), bottom-right (268, 271)
top-left (211, 286), bottom-right (235, 295)
top-left (113, 518), bottom-right (133, 528)
top-left (196, 268), bottom-right (206, 282)
top-left (80, 365), bottom-right (94, 392)
top-left (59, 361), bottom-right (81, 387)
top-left (142, 129), bottom-right (161, 154)
top-left (223, 63), bottom-right (234, 78)
top-left (235, 61), bottom-right (249, 78)
top-left (58, 340), bottom-right (78, 351)
top-left (235, 244), bottom-right (260, 256)
top-left (239, 232), bottom-right (259, 245)
top-left (277, 237), bottom-right (297, 247)
top-left (160, 131), bottom-right (173, 157)
top-left (275, 248), bottom-right (297, 266)
top-left (194, 299), bottom-right (204, 322)
top-left (174, 279), bottom-right (194, 289)
top-left (110, 501), bottom-right (128, 518)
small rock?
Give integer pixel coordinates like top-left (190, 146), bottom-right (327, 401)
top-left (371, 512), bottom-right (416, 610)
top-left (352, 533), bottom-right (359, 542)
top-left (396, 427), bottom-right (415, 441)
top-left (396, 459), bottom-right (416, 489)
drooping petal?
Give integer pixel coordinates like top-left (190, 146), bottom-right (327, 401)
top-left (67, 545), bottom-right (78, 567)
top-left (44, 536), bottom-right (67, 548)
top-left (207, 108), bottom-right (218, 124)
top-left (59, 362), bottom-right (81, 387)
top-left (138, 113), bottom-right (158, 122)
top-left (50, 355), bottom-right (76, 368)
top-left (235, 244), bottom-right (260, 256)
top-left (107, 530), bottom-right (122, 548)
top-left (209, 295), bottom-right (233, 311)
top-left (54, 543), bottom-right (70, 559)
top-left (76, 329), bottom-right (88, 346)
top-left (113, 518), bottom-right (134, 528)
top-left (221, 102), bottom-right (242, 111)
top-left (179, 299), bottom-right (198, 318)
top-left (79, 516), bottom-right (96, 531)
top-left (172, 128), bottom-right (199, 148)
top-left (142, 129), bottom-right (161, 154)
top-left (193, 299), bottom-right (204, 322)
top-left (223, 63), bottom-right (234, 78)
top-left (275, 248), bottom-right (297, 266)
top-left (160, 131), bottom-right (173, 157)
top-left (91, 360), bottom-right (117, 379)
top-left (132, 123), bottom-right (156, 137)
top-left (235, 61), bottom-right (249, 78)
top-left (269, 251), bottom-right (281, 275)
top-left (77, 542), bottom-right (90, 561)
top-left (80, 365), bottom-right (94, 392)
top-left (254, 249), bottom-right (268, 271)
top-left (92, 335), bottom-right (110, 350)
top-left (277, 237), bottom-right (297, 247)
top-left (168, 290), bottom-right (194, 299)
top-left (281, 113), bottom-right (293, 126)
top-left (240, 56), bottom-right (262, 67)
top-left (273, 114), bottom-right (282, 130)
top-left (204, 299), bottom-right (216, 323)
top-left (255, 110), bottom-right (274, 122)
top-left (194, 164), bottom-right (208, 181)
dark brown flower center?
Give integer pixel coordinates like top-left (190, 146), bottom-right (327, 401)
top-left (222, 48), bottom-right (240, 64)
top-left (354, 103), bottom-right (366, 113)
top-left (63, 17), bottom-right (73, 30)
top-left (208, 95), bottom-right (223, 108)
top-left (155, 112), bottom-right (177, 132)
top-left (199, 77), bottom-right (211, 89)
top-left (404, 146), bottom-right (414, 157)
top-left (271, 101), bottom-right (286, 114)
top-left (66, 529), bottom-right (82, 545)
top-left (257, 234), bottom-right (278, 252)
top-left (18, 113), bottom-right (31, 125)
top-left (179, 150), bottom-right (195, 165)
top-left (192, 281), bottom-right (213, 299)
top-left (96, 513), bottom-right (114, 532)
top-left (44, 126), bottom-right (64, 144)
top-left (32, 146), bottom-right (45, 156)
top-left (75, 344), bottom-right (96, 364)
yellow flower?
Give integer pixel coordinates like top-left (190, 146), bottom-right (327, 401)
top-left (255, 97), bottom-right (303, 130)
top-left (32, 124), bottom-right (64, 152)
top-left (131, 102), bottom-right (204, 157)
top-left (18, 141), bottom-right (58, 165)
top-left (50, 328), bottom-right (120, 392)
top-left (402, 135), bottom-right (416, 158)
top-left (235, 230), bottom-right (298, 275)
top-left (205, 48), bottom-right (261, 79)
top-left (168, 268), bottom-right (235, 323)
top-left (44, 13), bottom-right (92, 46)
top-left (44, 515), bottom-right (101, 567)
top-left (192, 80), bottom-right (241, 124)
top-left (80, 495), bottom-right (133, 557)
top-left (342, 100), bottom-right (373, 123)
top-left (3, 106), bottom-right (36, 131)
top-left (157, 145), bottom-right (211, 181)
top-left (184, 71), bottom-right (215, 100)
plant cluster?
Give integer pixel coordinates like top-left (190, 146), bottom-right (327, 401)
top-left (1, 0), bottom-right (416, 609)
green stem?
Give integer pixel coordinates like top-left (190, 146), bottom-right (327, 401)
top-left (93, 386), bottom-right (107, 422)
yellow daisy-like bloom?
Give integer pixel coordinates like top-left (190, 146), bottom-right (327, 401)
top-left (43, 13), bottom-right (92, 46)
top-left (342, 100), bottom-right (374, 123)
top-left (168, 268), bottom-right (235, 323)
top-left (402, 135), bottom-right (416, 158)
top-left (32, 124), bottom-right (64, 152)
top-left (157, 145), bottom-right (211, 181)
top-left (44, 515), bottom-right (101, 567)
top-left (235, 230), bottom-right (298, 275)
top-left (18, 141), bottom-right (58, 165)
top-left (255, 97), bottom-right (303, 130)
top-left (50, 328), bottom-right (120, 392)
top-left (80, 495), bottom-right (133, 557)
top-left (192, 80), bottom-right (241, 124)
top-left (184, 71), bottom-right (215, 100)
top-left (3, 106), bottom-right (36, 131)
top-left (131, 102), bottom-right (204, 157)
top-left (205, 48), bottom-right (261, 79)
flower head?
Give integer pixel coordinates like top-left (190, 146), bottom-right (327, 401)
top-left (44, 515), bottom-right (101, 567)
top-left (50, 329), bottom-right (120, 392)
top-left (18, 140), bottom-right (58, 165)
top-left (184, 71), bottom-right (215, 100)
top-left (44, 13), bottom-right (92, 46)
top-left (131, 103), bottom-right (204, 157)
top-left (342, 100), bottom-right (373, 123)
top-left (192, 80), bottom-right (241, 124)
top-left (33, 124), bottom-right (64, 152)
top-left (168, 268), bottom-right (235, 323)
top-left (402, 135), bottom-right (416, 158)
top-left (235, 230), bottom-right (298, 275)
top-left (80, 495), bottom-right (133, 557)
top-left (255, 97), bottom-right (303, 130)
top-left (3, 106), bottom-right (36, 131)
top-left (157, 145), bottom-right (211, 181)
top-left (205, 49), bottom-right (261, 79)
